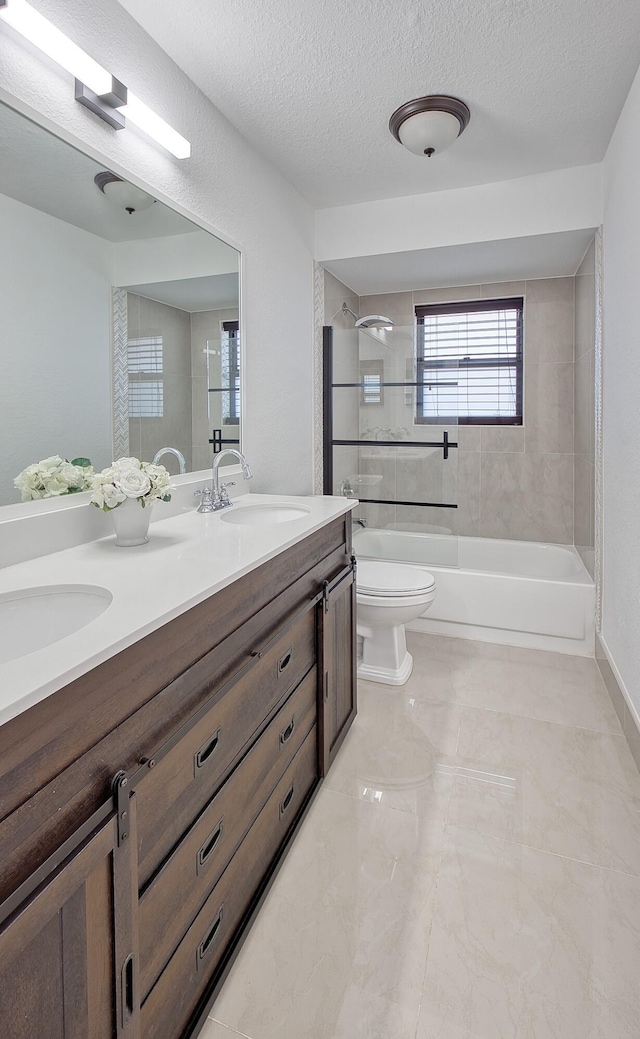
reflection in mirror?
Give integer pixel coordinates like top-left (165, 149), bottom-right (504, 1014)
top-left (0, 100), bottom-right (240, 506)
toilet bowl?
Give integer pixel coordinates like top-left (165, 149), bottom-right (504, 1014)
top-left (356, 559), bottom-right (436, 686)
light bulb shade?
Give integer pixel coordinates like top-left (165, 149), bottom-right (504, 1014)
top-left (95, 173), bottom-right (155, 213)
top-left (122, 93), bottom-right (191, 160)
top-left (398, 110), bottom-right (460, 156)
top-left (389, 95), bottom-right (470, 157)
top-left (0, 0), bottom-right (112, 96)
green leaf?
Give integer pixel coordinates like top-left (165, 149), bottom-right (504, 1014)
top-left (71, 457), bottom-right (92, 468)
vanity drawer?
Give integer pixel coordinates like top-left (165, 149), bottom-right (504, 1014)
top-left (141, 727), bottom-right (317, 1039)
top-left (136, 604), bottom-right (316, 886)
top-left (138, 667), bottom-right (317, 998)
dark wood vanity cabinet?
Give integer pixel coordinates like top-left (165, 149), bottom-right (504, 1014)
top-left (0, 802), bottom-right (140, 1039)
top-left (319, 557), bottom-right (358, 774)
top-left (0, 514), bottom-right (356, 1039)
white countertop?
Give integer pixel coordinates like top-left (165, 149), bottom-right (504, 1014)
top-left (0, 494), bottom-right (356, 728)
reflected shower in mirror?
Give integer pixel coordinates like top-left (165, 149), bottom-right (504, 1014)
top-left (0, 99), bottom-right (240, 506)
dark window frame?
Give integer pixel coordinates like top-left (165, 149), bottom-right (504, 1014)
top-left (415, 297), bottom-right (524, 426)
top-left (221, 320), bottom-right (240, 426)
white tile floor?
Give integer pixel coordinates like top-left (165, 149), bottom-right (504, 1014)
top-left (198, 633), bottom-right (640, 1039)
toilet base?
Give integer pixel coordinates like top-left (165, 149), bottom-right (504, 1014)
top-left (357, 650), bottom-right (414, 686)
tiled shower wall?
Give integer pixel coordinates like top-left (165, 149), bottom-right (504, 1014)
top-left (127, 293), bottom-right (193, 472)
top-left (574, 241), bottom-right (596, 577)
top-left (325, 272), bottom-right (585, 545)
top-left (125, 297), bottom-right (240, 475)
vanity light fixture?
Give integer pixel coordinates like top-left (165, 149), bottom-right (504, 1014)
top-left (0, 0), bottom-right (191, 158)
top-left (389, 94), bottom-right (470, 157)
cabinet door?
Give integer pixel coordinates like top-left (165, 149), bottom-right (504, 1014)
top-left (0, 802), bottom-right (139, 1039)
top-left (319, 560), bottom-right (357, 775)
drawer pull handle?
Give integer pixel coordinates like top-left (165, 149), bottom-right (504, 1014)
top-left (195, 728), bottom-right (221, 771)
top-left (279, 782), bottom-right (295, 818)
top-left (280, 716), bottom-right (295, 746)
top-left (277, 648), bottom-right (293, 675)
top-left (197, 818), bottom-right (224, 872)
top-left (198, 905), bottom-right (224, 965)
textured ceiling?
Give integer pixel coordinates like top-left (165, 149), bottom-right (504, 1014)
top-left (117, 0), bottom-right (640, 207)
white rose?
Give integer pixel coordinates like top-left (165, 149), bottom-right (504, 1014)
top-left (39, 455), bottom-right (64, 470)
top-left (115, 468), bottom-right (151, 498)
top-left (112, 456), bottom-right (142, 471)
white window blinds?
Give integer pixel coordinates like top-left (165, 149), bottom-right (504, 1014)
top-left (415, 298), bottom-right (523, 425)
top-left (127, 336), bottom-right (164, 418)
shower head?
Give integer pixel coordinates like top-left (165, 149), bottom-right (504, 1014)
top-left (340, 302), bottom-right (395, 330)
top-left (355, 314), bottom-right (395, 329)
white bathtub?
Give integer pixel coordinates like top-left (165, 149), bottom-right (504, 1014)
top-left (352, 529), bottom-right (595, 656)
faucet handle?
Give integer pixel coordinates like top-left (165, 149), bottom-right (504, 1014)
top-left (219, 481), bottom-right (235, 506)
top-left (195, 487), bottom-right (216, 512)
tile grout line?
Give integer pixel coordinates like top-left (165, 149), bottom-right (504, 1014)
top-left (207, 1018), bottom-right (254, 1039)
top-left (393, 683), bottom-right (625, 739)
top-left (412, 770), bottom-right (457, 1039)
top-left (447, 820), bottom-right (640, 881)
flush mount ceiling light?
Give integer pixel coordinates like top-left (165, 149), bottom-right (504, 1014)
top-left (0, 0), bottom-right (191, 158)
top-left (389, 95), bottom-right (470, 157)
top-left (94, 172), bottom-right (155, 214)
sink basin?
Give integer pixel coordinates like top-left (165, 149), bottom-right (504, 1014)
top-left (220, 503), bottom-right (312, 526)
top-left (0, 585), bottom-right (113, 665)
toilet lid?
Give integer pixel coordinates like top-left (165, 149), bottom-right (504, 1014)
top-left (357, 560), bottom-right (436, 596)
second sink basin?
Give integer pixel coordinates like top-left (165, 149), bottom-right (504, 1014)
top-left (220, 503), bottom-right (312, 526)
top-left (0, 585), bottom-right (113, 665)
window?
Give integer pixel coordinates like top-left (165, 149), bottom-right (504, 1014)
top-left (360, 359), bottom-right (384, 406)
top-left (415, 297), bottom-right (523, 425)
top-left (220, 321), bottom-right (240, 424)
top-left (127, 336), bottom-right (164, 418)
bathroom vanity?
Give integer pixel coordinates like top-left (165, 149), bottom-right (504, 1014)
top-left (0, 497), bottom-right (356, 1039)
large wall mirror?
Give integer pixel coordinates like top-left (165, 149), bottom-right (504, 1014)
top-left (0, 100), bottom-right (240, 507)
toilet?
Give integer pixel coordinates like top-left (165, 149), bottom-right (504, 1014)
top-left (356, 559), bottom-right (436, 686)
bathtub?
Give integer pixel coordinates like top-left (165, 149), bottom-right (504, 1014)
top-left (352, 528), bottom-right (595, 656)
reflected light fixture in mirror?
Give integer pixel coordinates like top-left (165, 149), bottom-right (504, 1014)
top-left (0, 0), bottom-right (191, 158)
top-left (94, 172), bottom-right (155, 215)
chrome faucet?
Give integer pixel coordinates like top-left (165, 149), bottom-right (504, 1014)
top-left (353, 517), bottom-right (367, 529)
top-left (152, 447), bottom-right (186, 474)
top-left (196, 448), bottom-right (253, 512)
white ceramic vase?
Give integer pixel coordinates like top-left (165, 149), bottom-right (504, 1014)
top-left (110, 497), bottom-right (152, 547)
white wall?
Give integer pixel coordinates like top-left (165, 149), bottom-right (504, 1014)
top-left (0, 192), bottom-right (113, 504)
top-left (0, 0), bottom-right (315, 495)
top-left (113, 229), bottom-right (238, 286)
top-left (601, 64), bottom-right (640, 713)
top-left (316, 164), bottom-right (603, 262)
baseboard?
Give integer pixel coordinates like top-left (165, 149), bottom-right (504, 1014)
top-left (596, 634), bottom-right (640, 774)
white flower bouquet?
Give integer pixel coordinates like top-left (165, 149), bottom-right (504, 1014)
top-left (14, 455), bottom-right (94, 502)
top-left (90, 457), bottom-right (172, 511)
